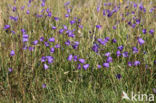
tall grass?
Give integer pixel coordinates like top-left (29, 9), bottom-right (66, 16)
top-left (0, 0), bottom-right (156, 102)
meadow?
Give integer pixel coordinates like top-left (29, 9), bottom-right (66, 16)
top-left (0, 0), bottom-right (156, 102)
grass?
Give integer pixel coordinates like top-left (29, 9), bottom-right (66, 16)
top-left (0, 0), bottom-right (156, 102)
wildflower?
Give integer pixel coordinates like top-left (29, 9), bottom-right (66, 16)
top-left (73, 56), bottom-right (78, 61)
top-left (116, 50), bottom-right (121, 57)
top-left (59, 29), bottom-right (64, 34)
top-left (32, 40), bottom-right (38, 45)
top-left (67, 54), bottom-right (73, 61)
top-left (50, 47), bottom-right (55, 53)
top-left (154, 60), bottom-right (156, 65)
top-left (128, 62), bottom-right (132, 67)
top-left (46, 56), bottom-right (53, 64)
top-left (44, 42), bottom-right (49, 47)
top-left (26, 10), bottom-right (30, 14)
top-left (112, 38), bottom-right (117, 43)
top-left (40, 37), bottom-right (44, 42)
top-left (54, 17), bottom-right (59, 21)
top-left (77, 64), bottom-right (81, 69)
top-left (132, 47), bottom-right (138, 54)
top-left (122, 51), bottom-right (128, 58)
top-left (49, 37), bottom-right (55, 42)
top-left (103, 63), bottom-right (109, 68)
top-left (44, 64), bottom-right (49, 70)
top-left (79, 59), bottom-right (85, 64)
top-left (10, 50), bottom-right (15, 56)
top-left (149, 29), bottom-right (154, 35)
top-left (42, 84), bottom-right (46, 88)
top-left (153, 88), bottom-right (156, 94)
top-left (41, 56), bottom-right (46, 62)
top-left (105, 52), bottom-right (111, 57)
top-left (92, 45), bottom-right (98, 53)
top-left (118, 45), bottom-right (124, 51)
top-left (97, 65), bottom-right (102, 69)
top-left (52, 26), bottom-right (56, 30)
top-left (134, 61), bottom-right (140, 66)
top-left (138, 38), bottom-right (145, 45)
top-left (55, 44), bottom-right (60, 48)
top-left (142, 29), bottom-right (146, 34)
top-left (8, 68), bottom-right (13, 72)
top-left (65, 40), bottom-right (70, 46)
top-left (116, 74), bottom-right (121, 80)
top-left (4, 25), bottom-right (10, 29)
top-left (106, 57), bottom-right (113, 63)
top-left (96, 25), bottom-right (102, 29)
top-left (64, 1), bottom-right (70, 6)
top-left (83, 64), bottom-right (89, 70)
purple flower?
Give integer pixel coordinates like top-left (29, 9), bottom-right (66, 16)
top-left (106, 57), bottom-right (113, 63)
top-left (63, 25), bottom-right (68, 30)
top-left (105, 52), bottom-right (111, 57)
top-left (8, 68), bottom-right (13, 72)
top-left (32, 40), bottom-right (38, 45)
top-left (149, 29), bottom-right (154, 35)
top-left (65, 14), bottom-right (70, 17)
top-left (26, 10), bottom-right (30, 14)
top-left (113, 26), bottom-right (117, 30)
top-left (52, 26), bottom-right (56, 30)
top-left (44, 64), bottom-right (49, 70)
top-left (67, 54), bottom-right (73, 61)
top-left (10, 50), bottom-right (15, 56)
top-left (64, 1), bottom-right (70, 6)
top-left (97, 65), bottom-right (102, 69)
top-left (92, 45), bottom-right (98, 53)
top-left (118, 45), bottom-right (124, 51)
top-left (122, 51), bottom-right (128, 58)
top-left (41, 2), bottom-right (45, 7)
top-left (40, 37), bottom-right (44, 42)
top-left (72, 41), bottom-right (79, 49)
top-left (138, 38), bottom-right (145, 45)
top-left (134, 61), bottom-right (140, 66)
top-left (154, 60), bottom-right (156, 65)
top-left (29, 47), bottom-right (34, 51)
top-left (116, 50), bottom-right (121, 57)
top-left (49, 37), bottom-right (55, 42)
top-left (153, 88), bottom-right (156, 94)
top-left (70, 20), bottom-right (76, 25)
top-left (77, 64), bottom-right (81, 69)
top-left (59, 29), bottom-right (64, 34)
top-left (42, 84), bottom-right (46, 88)
top-left (83, 64), bottom-right (89, 70)
top-left (116, 74), bottom-right (121, 80)
top-left (46, 56), bottom-right (53, 64)
top-left (41, 56), bottom-right (46, 62)
top-left (112, 38), bottom-right (117, 43)
top-left (67, 9), bottom-right (71, 13)
top-left (4, 25), bottom-right (10, 29)
top-left (142, 29), bottom-right (146, 34)
top-left (65, 40), bottom-right (70, 46)
top-left (44, 42), bottom-right (49, 47)
top-left (103, 63), bottom-right (109, 68)
top-left (12, 6), bottom-right (17, 12)
top-left (54, 17), bottom-right (59, 21)
top-left (55, 44), bottom-right (60, 48)
top-left (96, 25), bottom-right (102, 29)
top-left (128, 62), bottom-right (132, 67)
top-left (74, 56), bottom-right (78, 61)
top-left (50, 47), bottom-right (55, 53)
top-left (132, 47), bottom-right (138, 54)
top-left (136, 19), bottom-right (140, 24)
top-left (79, 59), bottom-right (85, 64)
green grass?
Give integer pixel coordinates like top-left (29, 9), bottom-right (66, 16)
top-left (0, 0), bottom-right (156, 102)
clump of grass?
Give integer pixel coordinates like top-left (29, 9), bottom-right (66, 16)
top-left (0, 0), bottom-right (156, 102)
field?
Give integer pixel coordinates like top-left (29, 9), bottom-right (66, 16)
top-left (0, 0), bottom-right (156, 102)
